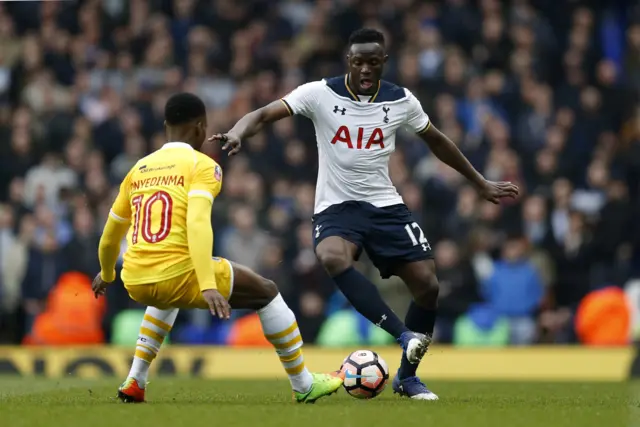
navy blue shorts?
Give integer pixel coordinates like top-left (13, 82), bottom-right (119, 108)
top-left (312, 201), bottom-right (433, 279)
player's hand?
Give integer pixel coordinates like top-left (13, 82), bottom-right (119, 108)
top-left (202, 289), bottom-right (231, 320)
top-left (477, 180), bottom-right (520, 204)
top-left (92, 273), bottom-right (112, 299)
top-left (208, 132), bottom-right (241, 156)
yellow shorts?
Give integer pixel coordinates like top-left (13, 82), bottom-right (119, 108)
top-left (124, 257), bottom-right (234, 310)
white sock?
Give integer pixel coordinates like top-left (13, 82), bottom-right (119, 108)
top-left (258, 294), bottom-right (313, 393)
top-left (128, 307), bottom-right (179, 385)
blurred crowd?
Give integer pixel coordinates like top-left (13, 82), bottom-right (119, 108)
top-left (1, 0), bottom-right (640, 346)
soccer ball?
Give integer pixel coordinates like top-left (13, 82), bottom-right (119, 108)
top-left (340, 349), bottom-right (389, 399)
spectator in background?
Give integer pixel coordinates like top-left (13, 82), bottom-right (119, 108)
top-left (571, 158), bottom-right (609, 219)
top-left (446, 185), bottom-right (478, 242)
top-left (549, 178), bottom-right (573, 246)
top-left (544, 210), bottom-right (594, 343)
top-left (290, 222), bottom-right (333, 343)
top-left (0, 205), bottom-right (20, 341)
top-left (434, 239), bottom-right (480, 344)
top-left (219, 203), bottom-right (268, 272)
top-left (63, 206), bottom-right (99, 277)
top-left (110, 135), bottom-right (146, 182)
top-left (591, 179), bottom-right (632, 286)
top-left (626, 23), bottom-right (640, 92)
top-left (481, 234), bottom-right (544, 345)
top-left (24, 153), bottom-right (76, 210)
top-left (521, 194), bottom-right (548, 246)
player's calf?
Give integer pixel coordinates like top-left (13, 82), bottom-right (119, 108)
top-left (257, 293), bottom-right (343, 402)
top-left (316, 237), bottom-right (411, 340)
top-left (407, 268), bottom-right (439, 309)
top-left (230, 262), bottom-right (339, 401)
top-left (395, 260), bottom-right (439, 384)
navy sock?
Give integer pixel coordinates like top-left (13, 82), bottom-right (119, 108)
top-left (397, 302), bottom-right (437, 380)
top-left (332, 267), bottom-right (409, 339)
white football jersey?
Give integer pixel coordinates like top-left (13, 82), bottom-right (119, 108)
top-left (282, 75), bottom-right (431, 214)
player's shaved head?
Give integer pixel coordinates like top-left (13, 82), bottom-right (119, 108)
top-left (346, 28), bottom-right (388, 96)
top-left (348, 28), bottom-right (385, 47)
top-left (165, 92), bottom-right (206, 125)
top-left (164, 92), bottom-right (208, 151)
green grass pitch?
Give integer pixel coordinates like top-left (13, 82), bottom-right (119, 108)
top-left (1, 378), bottom-right (636, 427)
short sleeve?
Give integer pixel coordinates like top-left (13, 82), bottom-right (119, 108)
top-left (404, 90), bottom-right (431, 134)
top-left (281, 81), bottom-right (324, 118)
top-left (110, 170), bottom-right (132, 223)
top-left (189, 157), bottom-right (222, 202)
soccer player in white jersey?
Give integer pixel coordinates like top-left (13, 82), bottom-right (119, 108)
top-left (211, 28), bottom-right (519, 400)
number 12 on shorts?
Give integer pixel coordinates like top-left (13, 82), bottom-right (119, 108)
top-left (404, 222), bottom-right (431, 251)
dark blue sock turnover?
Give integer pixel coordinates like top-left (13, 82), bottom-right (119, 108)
top-left (397, 302), bottom-right (437, 380)
top-left (332, 267), bottom-right (409, 339)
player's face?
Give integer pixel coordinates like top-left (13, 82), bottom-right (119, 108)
top-left (347, 43), bottom-right (387, 95)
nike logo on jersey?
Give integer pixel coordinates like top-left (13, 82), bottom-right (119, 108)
top-left (333, 105), bottom-right (346, 115)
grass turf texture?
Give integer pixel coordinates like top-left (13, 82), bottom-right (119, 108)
top-left (1, 378), bottom-right (635, 427)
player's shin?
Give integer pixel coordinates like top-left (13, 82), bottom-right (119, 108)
top-left (332, 267), bottom-right (409, 339)
top-left (257, 293), bottom-right (313, 393)
top-left (128, 307), bottom-right (179, 384)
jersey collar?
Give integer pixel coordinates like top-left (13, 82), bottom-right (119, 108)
top-left (344, 74), bottom-right (381, 103)
top-left (162, 142), bottom-right (194, 150)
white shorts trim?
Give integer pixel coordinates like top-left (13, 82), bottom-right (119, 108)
top-left (224, 258), bottom-right (234, 299)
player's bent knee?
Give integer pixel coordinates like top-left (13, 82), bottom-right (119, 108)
top-left (261, 278), bottom-right (279, 300)
top-left (253, 278), bottom-right (279, 310)
top-left (316, 248), bottom-right (352, 276)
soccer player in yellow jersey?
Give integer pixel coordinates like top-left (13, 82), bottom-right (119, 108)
top-left (92, 93), bottom-right (342, 404)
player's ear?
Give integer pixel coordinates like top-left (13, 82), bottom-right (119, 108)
top-left (197, 121), bottom-right (207, 139)
top-left (383, 55), bottom-right (389, 64)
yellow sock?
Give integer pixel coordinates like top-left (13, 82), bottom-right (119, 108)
top-left (259, 294), bottom-right (313, 392)
top-left (128, 307), bottom-right (178, 384)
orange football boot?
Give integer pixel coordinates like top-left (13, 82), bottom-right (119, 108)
top-left (117, 377), bottom-right (146, 403)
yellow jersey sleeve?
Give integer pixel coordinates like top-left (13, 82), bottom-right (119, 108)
top-left (99, 168), bottom-right (134, 282)
top-left (188, 157), bottom-right (222, 203)
top-left (99, 216), bottom-right (130, 282)
top-left (187, 197), bottom-right (216, 290)
top-left (110, 169), bottom-right (133, 223)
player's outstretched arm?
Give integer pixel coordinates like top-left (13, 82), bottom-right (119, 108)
top-left (419, 125), bottom-right (519, 204)
top-left (209, 100), bottom-right (291, 156)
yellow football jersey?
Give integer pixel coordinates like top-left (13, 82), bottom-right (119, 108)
top-left (109, 142), bottom-right (222, 285)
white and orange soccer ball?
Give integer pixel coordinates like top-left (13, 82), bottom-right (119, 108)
top-left (340, 349), bottom-right (389, 399)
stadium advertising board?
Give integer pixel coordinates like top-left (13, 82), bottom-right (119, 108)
top-left (0, 346), bottom-right (637, 380)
